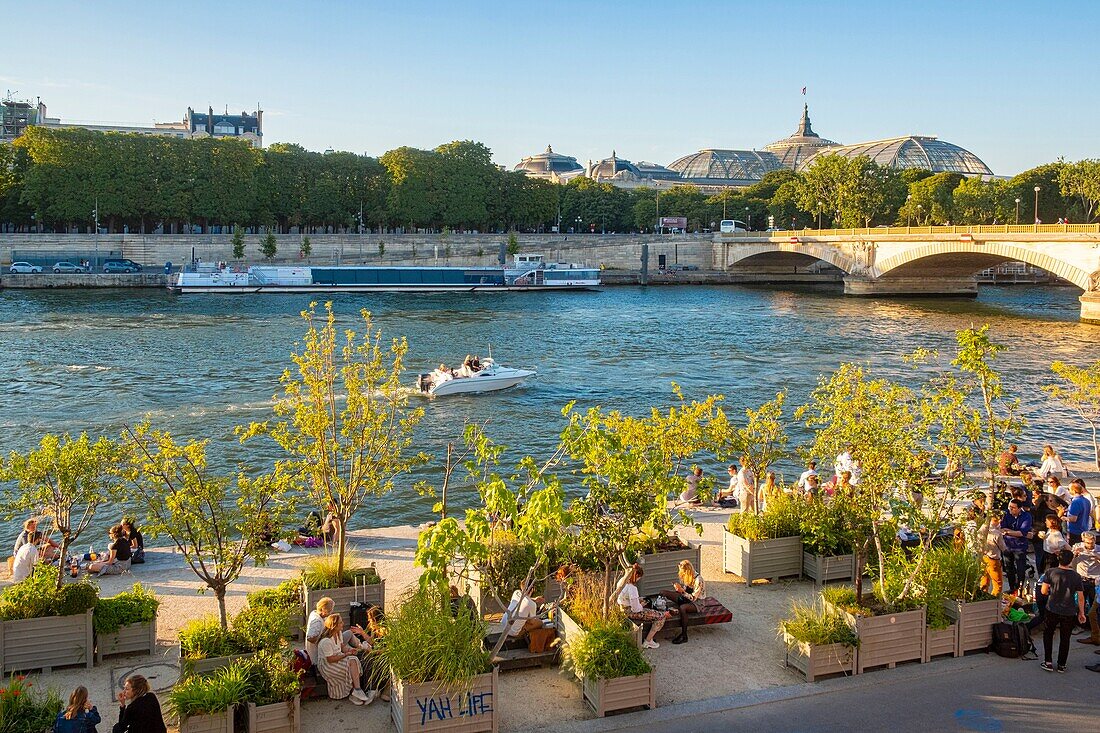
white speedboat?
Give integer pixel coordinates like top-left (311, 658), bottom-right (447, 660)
top-left (416, 358), bottom-right (535, 397)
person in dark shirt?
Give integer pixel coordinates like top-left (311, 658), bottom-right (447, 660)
top-left (112, 675), bottom-right (166, 733)
top-left (120, 518), bottom-right (144, 564)
top-left (998, 444), bottom-right (1023, 476)
top-left (1002, 501), bottom-right (1034, 593)
top-left (88, 525), bottom-right (132, 576)
top-left (1040, 549), bottom-right (1086, 672)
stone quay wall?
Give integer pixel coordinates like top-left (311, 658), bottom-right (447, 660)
top-left (1, 233), bottom-right (717, 272)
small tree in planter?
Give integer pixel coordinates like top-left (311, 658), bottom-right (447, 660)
top-left (236, 651), bottom-right (301, 733)
top-left (241, 302), bottom-right (426, 581)
top-left (94, 583), bottom-right (160, 663)
top-left (0, 565), bottom-right (98, 673)
top-left (0, 432), bottom-right (122, 590)
top-left (778, 597), bottom-right (858, 681)
top-left (799, 497), bottom-right (857, 584)
top-left (564, 622), bottom-right (654, 717)
top-left (372, 587), bottom-right (496, 733)
top-left (299, 235), bottom-right (311, 261)
top-left (120, 422), bottom-right (296, 629)
top-left (168, 663), bottom-right (248, 733)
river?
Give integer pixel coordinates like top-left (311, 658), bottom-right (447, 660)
top-left (1, 284), bottom-right (1097, 546)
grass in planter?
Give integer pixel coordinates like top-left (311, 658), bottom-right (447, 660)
top-left (94, 583), bottom-right (160, 635)
top-left (0, 673), bottom-right (62, 733)
top-left (246, 579), bottom-right (302, 612)
top-left (0, 565), bottom-right (98, 621)
top-left (778, 598), bottom-right (858, 648)
top-left (564, 621), bottom-right (651, 681)
top-left (819, 585), bottom-right (870, 617)
top-left (562, 572), bottom-right (627, 631)
top-left (232, 603), bottom-right (293, 652)
top-left (373, 587), bottom-right (491, 689)
top-left (301, 551), bottom-right (379, 590)
top-left (168, 664), bottom-right (248, 718)
top-left (234, 650), bottom-right (300, 707)
top-left (179, 616), bottom-right (250, 660)
top-left (725, 491), bottom-right (802, 541)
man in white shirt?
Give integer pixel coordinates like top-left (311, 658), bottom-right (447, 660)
top-left (797, 461), bottom-right (819, 494)
top-left (11, 542), bottom-right (37, 582)
top-left (500, 589), bottom-right (544, 637)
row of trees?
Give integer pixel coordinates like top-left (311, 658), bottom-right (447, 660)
top-left (3, 127), bottom-right (1099, 234)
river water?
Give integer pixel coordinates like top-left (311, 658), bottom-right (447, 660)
top-left (1, 284), bottom-right (1097, 546)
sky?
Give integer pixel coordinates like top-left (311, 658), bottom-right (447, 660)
top-left (5, 0), bottom-right (1098, 176)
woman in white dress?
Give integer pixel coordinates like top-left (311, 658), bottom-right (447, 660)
top-left (1038, 445), bottom-right (1067, 479)
top-left (316, 614), bottom-right (374, 705)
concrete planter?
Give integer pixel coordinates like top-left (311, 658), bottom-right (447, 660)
top-left (301, 577), bottom-right (385, 626)
top-left (467, 571), bottom-right (563, 619)
top-left (179, 651), bottom-right (257, 678)
top-left (555, 608), bottom-right (641, 656)
top-left (781, 632), bottom-right (855, 682)
top-left (826, 602), bottom-right (925, 674)
top-left (801, 552), bottom-right (855, 585)
top-left (96, 617), bottom-right (157, 664)
top-left (0, 609), bottom-right (94, 673)
top-left (943, 598), bottom-right (1000, 655)
top-left (923, 624), bottom-right (959, 663)
top-left (722, 530), bottom-right (802, 583)
top-left (179, 710), bottom-right (233, 733)
top-left (391, 669), bottom-right (497, 733)
top-left (634, 537), bottom-right (701, 597)
top-left (581, 672), bottom-right (656, 718)
top-left (246, 695), bottom-right (300, 733)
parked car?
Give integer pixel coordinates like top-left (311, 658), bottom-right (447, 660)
top-left (8, 262), bottom-right (43, 274)
top-left (52, 261), bottom-right (87, 274)
top-left (102, 259), bottom-right (143, 273)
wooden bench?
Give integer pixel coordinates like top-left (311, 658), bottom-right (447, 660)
top-left (643, 598), bottom-right (733, 638)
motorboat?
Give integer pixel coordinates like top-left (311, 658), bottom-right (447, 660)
top-left (416, 358), bottom-right (535, 397)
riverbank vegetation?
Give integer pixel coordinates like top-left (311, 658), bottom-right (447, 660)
top-left (2, 127), bottom-right (1098, 234)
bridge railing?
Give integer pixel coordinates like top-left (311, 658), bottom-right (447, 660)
top-left (721, 223), bottom-right (1100, 238)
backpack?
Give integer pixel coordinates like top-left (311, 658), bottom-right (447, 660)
top-left (992, 621), bottom-right (1036, 659)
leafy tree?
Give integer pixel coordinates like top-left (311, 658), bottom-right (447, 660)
top-left (1058, 159), bottom-right (1100, 222)
top-left (300, 235), bottom-right (312, 259)
top-left (952, 177), bottom-right (1000, 224)
top-left (120, 422), bottom-right (294, 627)
top-left (1008, 162), bottom-right (1071, 224)
top-left (1045, 361), bottom-right (1100, 468)
top-left (380, 146), bottom-right (437, 228)
top-left (240, 303), bottom-right (426, 579)
top-left (724, 392), bottom-right (789, 512)
top-left (0, 433), bottom-right (121, 590)
top-left (377, 241), bottom-right (385, 261)
top-left (506, 232), bottom-right (520, 257)
top-left (900, 172), bottom-right (964, 225)
top-left (260, 232), bottom-right (277, 260)
top-left (231, 229), bottom-right (246, 260)
top-left (768, 179), bottom-right (810, 229)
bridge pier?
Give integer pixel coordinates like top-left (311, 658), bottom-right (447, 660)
top-left (1081, 292), bottom-right (1100, 325)
top-left (843, 276), bottom-right (978, 297)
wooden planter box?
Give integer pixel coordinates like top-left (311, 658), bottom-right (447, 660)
top-left (179, 651), bottom-right (256, 678)
top-left (634, 537), bottom-right (701, 597)
top-left (781, 632), bottom-right (855, 682)
top-left (923, 624), bottom-right (959, 663)
top-left (722, 530), bottom-right (802, 583)
top-left (246, 695), bottom-right (300, 733)
top-left (96, 617), bottom-right (157, 664)
top-left (301, 578), bottom-right (385, 626)
top-left (801, 552), bottom-right (855, 585)
top-left (0, 609), bottom-right (94, 673)
top-left (178, 710), bottom-right (233, 733)
top-left (468, 572), bottom-right (564, 619)
top-left (581, 672), bottom-right (656, 717)
top-left (826, 603), bottom-right (925, 674)
top-left (555, 608), bottom-right (641, 657)
top-left (944, 598), bottom-right (1000, 655)
top-left (391, 669), bottom-right (497, 733)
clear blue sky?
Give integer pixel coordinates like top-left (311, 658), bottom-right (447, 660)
top-left (5, 0), bottom-right (1097, 175)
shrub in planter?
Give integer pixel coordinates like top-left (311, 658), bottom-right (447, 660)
top-left (724, 494), bottom-right (803, 582)
top-left (0, 566), bottom-right (97, 672)
top-left (778, 598), bottom-right (857, 681)
top-left (301, 552), bottom-right (380, 592)
top-left (94, 584), bottom-right (160, 635)
top-left (0, 673), bottom-right (62, 733)
top-left (799, 498), bottom-right (856, 583)
top-left (169, 663), bottom-right (248, 733)
top-left (0, 566), bottom-right (98, 621)
top-left (233, 604), bottom-right (294, 653)
top-left (235, 651), bottom-right (301, 733)
top-left (246, 580), bottom-right (302, 615)
top-left (564, 621), bottom-right (654, 717)
top-left (180, 617), bottom-right (250, 662)
top-left (821, 585), bottom-right (925, 674)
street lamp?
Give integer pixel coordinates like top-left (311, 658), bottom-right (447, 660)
top-left (93, 197), bottom-right (99, 273)
top-left (655, 191), bottom-right (661, 234)
top-left (574, 216), bottom-right (582, 234)
top-left (1015, 197), bottom-right (1021, 225)
top-left (1033, 186), bottom-right (1041, 225)
top-left (816, 201), bottom-right (822, 230)
top-left (906, 194), bottom-right (912, 227)
top-left (917, 203), bottom-right (923, 225)
top-left (744, 206), bottom-right (750, 231)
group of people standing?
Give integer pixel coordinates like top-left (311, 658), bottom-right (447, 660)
top-left (52, 674), bottom-right (166, 733)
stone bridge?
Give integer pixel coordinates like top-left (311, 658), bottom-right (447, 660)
top-left (716, 225), bottom-right (1100, 323)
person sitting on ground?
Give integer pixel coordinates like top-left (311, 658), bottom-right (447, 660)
top-left (321, 506), bottom-right (340, 546)
top-left (804, 473), bottom-right (822, 498)
top-left (499, 588), bottom-right (545, 640)
top-left (614, 563), bottom-right (671, 650)
top-left (120, 518), bottom-right (144, 564)
top-left (998, 444), bottom-right (1023, 476)
top-left (1066, 482), bottom-right (1095, 544)
top-left (88, 525), bottom-right (132, 576)
top-left (716, 465), bottom-right (739, 508)
top-left (1041, 515), bottom-right (1070, 572)
top-left (305, 597), bottom-right (366, 666)
top-left (317, 614), bottom-right (375, 705)
top-left (1038, 444), bottom-right (1068, 480)
top-left (658, 559), bottom-right (708, 645)
top-left (1039, 549), bottom-right (1087, 673)
top-left (448, 584), bottom-right (478, 622)
top-left (54, 685), bottom-right (99, 733)
top-left (365, 605), bottom-right (386, 642)
top-left (14, 518), bottom-right (59, 562)
top-left (680, 467), bottom-right (703, 504)
top-left (112, 674), bottom-right (166, 733)
top-left (11, 537), bottom-right (38, 582)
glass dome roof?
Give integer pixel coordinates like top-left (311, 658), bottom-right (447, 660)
top-left (798, 136), bottom-right (992, 176)
top-left (514, 145), bottom-right (583, 175)
top-left (763, 104), bottom-right (840, 169)
top-left (589, 151), bottom-right (642, 180)
top-left (667, 149), bottom-right (784, 184)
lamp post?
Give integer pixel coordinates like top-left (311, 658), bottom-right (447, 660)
top-left (917, 204), bottom-right (923, 225)
top-left (1015, 197), bottom-right (1021, 225)
top-left (655, 191), bottom-right (660, 234)
top-left (906, 194), bottom-right (912, 227)
top-left (1033, 185), bottom-right (1041, 226)
top-left (722, 195), bottom-right (727, 220)
top-left (816, 201), bottom-right (822, 230)
top-left (93, 196), bottom-right (99, 273)
top-left (744, 206), bottom-right (750, 231)
top-left (574, 216), bottom-right (582, 234)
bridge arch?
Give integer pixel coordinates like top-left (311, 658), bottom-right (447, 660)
top-left (725, 242), bottom-right (859, 275)
top-left (873, 241), bottom-right (1095, 291)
